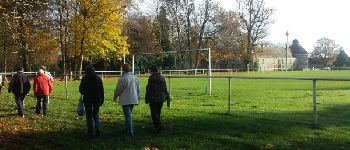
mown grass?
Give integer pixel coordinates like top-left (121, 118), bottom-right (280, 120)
top-left (1, 70), bottom-right (350, 149)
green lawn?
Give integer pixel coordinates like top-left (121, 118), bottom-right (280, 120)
top-left (1, 70), bottom-right (350, 149)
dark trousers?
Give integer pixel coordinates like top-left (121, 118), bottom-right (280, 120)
top-left (15, 94), bottom-right (25, 117)
top-left (36, 96), bottom-right (48, 116)
top-left (84, 102), bottom-right (100, 136)
top-left (149, 102), bottom-right (163, 127)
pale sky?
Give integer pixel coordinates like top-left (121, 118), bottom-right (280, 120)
top-left (218, 0), bottom-right (350, 54)
top-left (140, 0), bottom-right (350, 54)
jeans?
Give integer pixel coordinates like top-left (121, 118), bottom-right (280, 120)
top-left (122, 104), bottom-right (134, 136)
top-left (149, 102), bottom-right (163, 127)
top-left (14, 94), bottom-right (25, 117)
top-left (84, 102), bottom-right (100, 136)
top-left (36, 96), bottom-right (48, 116)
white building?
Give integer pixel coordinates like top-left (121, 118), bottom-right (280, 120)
top-left (256, 47), bottom-right (295, 71)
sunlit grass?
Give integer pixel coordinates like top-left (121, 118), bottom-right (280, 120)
top-left (1, 70), bottom-right (350, 149)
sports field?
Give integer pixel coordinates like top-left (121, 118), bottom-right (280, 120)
top-left (1, 70), bottom-right (350, 149)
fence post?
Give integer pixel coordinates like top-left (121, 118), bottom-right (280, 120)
top-left (312, 79), bottom-right (318, 126)
top-left (208, 48), bottom-right (212, 95)
top-left (228, 77), bottom-right (232, 113)
top-left (69, 71), bottom-right (73, 81)
top-left (65, 75), bottom-right (68, 100)
top-left (167, 77), bottom-right (171, 108)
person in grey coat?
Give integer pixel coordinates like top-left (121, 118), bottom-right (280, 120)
top-left (114, 64), bottom-right (140, 137)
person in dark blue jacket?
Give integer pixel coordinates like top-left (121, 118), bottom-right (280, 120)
top-left (145, 65), bottom-right (170, 132)
top-left (8, 66), bottom-right (31, 117)
top-left (79, 66), bottom-right (104, 138)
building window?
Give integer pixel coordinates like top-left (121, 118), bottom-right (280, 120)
top-left (289, 59), bottom-right (292, 64)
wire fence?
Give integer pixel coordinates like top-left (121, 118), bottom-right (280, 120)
top-left (164, 75), bottom-right (350, 127)
top-left (2, 71), bottom-right (350, 127)
top-left (0, 68), bottom-right (250, 79)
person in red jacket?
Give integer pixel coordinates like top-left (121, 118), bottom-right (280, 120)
top-left (34, 69), bottom-right (53, 116)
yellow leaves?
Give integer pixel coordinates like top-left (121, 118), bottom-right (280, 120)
top-left (73, 0), bottom-right (129, 61)
top-left (264, 143), bottom-right (274, 149)
top-left (144, 146), bottom-right (160, 150)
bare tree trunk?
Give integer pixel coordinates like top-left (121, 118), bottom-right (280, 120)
top-left (79, 36), bottom-right (84, 80)
top-left (186, 6), bottom-right (192, 68)
top-left (64, 1), bottom-right (69, 75)
top-left (2, 28), bottom-right (7, 73)
top-left (79, 19), bottom-right (87, 79)
top-left (195, 0), bottom-right (209, 69)
top-left (20, 20), bottom-right (28, 71)
top-left (58, 0), bottom-right (66, 75)
top-left (78, 2), bottom-right (87, 80)
top-left (73, 1), bottom-right (79, 75)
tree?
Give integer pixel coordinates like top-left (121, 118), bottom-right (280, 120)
top-left (72, 0), bottom-right (129, 76)
top-left (194, 0), bottom-right (223, 69)
top-left (162, 0), bottom-right (193, 68)
top-left (236, 0), bottom-right (274, 66)
top-left (124, 14), bottom-right (159, 54)
top-left (158, 6), bottom-right (172, 52)
top-left (335, 48), bottom-right (349, 67)
top-left (0, 0), bottom-right (52, 71)
top-left (310, 37), bottom-right (338, 67)
top-left (211, 10), bottom-right (243, 68)
top-left (123, 13), bottom-right (165, 71)
top-left (129, 0), bottom-right (246, 70)
top-left (290, 39), bottom-right (307, 57)
top-left (50, 0), bottom-right (72, 74)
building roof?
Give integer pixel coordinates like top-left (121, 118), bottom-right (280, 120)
top-left (256, 47), bottom-right (293, 58)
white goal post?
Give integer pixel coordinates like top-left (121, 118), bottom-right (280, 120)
top-left (134, 48), bottom-right (212, 95)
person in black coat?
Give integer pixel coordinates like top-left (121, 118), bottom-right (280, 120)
top-left (8, 66), bottom-right (31, 117)
top-left (79, 66), bottom-right (104, 138)
top-left (145, 65), bottom-right (170, 132)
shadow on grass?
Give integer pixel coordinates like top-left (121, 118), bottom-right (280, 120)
top-left (1, 104), bottom-right (350, 149)
top-left (0, 113), bottom-right (18, 118)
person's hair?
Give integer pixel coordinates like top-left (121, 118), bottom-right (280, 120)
top-left (38, 69), bottom-right (44, 74)
top-left (122, 64), bottom-right (131, 72)
top-left (40, 66), bottom-right (47, 71)
top-left (16, 65), bottom-right (24, 72)
top-left (149, 65), bottom-right (159, 73)
top-left (85, 66), bottom-right (96, 75)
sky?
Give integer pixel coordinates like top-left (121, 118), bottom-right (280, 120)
top-left (217, 0), bottom-right (350, 54)
top-left (140, 0), bottom-right (350, 54)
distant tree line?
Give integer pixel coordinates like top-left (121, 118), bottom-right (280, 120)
top-left (0, 0), bottom-right (128, 75)
top-left (309, 37), bottom-right (349, 69)
top-left (1, 0), bottom-right (275, 73)
top-left (123, 0), bottom-right (275, 71)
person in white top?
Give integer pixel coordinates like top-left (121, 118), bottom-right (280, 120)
top-left (40, 66), bottom-right (54, 82)
top-left (113, 64), bottom-right (140, 137)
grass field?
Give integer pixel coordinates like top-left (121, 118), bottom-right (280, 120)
top-left (1, 70), bottom-right (350, 149)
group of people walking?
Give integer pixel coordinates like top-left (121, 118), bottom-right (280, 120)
top-left (80, 64), bottom-right (170, 138)
top-left (8, 66), bottom-right (54, 117)
top-left (6, 63), bottom-right (169, 138)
